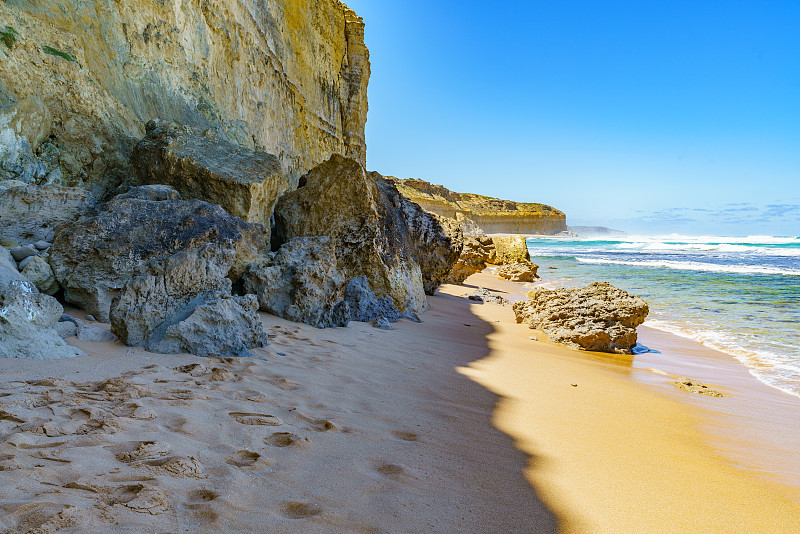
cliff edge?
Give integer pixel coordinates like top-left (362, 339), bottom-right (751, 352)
top-left (0, 0), bottom-right (368, 193)
top-left (388, 177), bottom-right (567, 235)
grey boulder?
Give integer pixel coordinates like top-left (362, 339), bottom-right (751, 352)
top-left (50, 191), bottom-right (268, 321)
top-left (76, 325), bottom-right (118, 342)
top-left (345, 275), bottom-right (400, 323)
top-left (242, 237), bottom-right (350, 329)
top-left (150, 294), bottom-right (267, 358)
top-left (21, 255), bottom-right (59, 295)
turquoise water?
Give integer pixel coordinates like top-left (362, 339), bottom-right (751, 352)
top-left (526, 235), bottom-right (800, 398)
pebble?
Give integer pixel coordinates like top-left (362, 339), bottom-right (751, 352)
top-left (10, 245), bottom-right (38, 262)
top-left (34, 240), bottom-right (52, 251)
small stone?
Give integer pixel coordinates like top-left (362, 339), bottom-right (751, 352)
top-left (10, 245), bottom-right (38, 262)
top-left (85, 315), bottom-right (97, 322)
top-left (59, 314), bottom-right (83, 326)
top-left (34, 240), bottom-right (52, 250)
top-left (77, 325), bottom-right (117, 342)
top-left (55, 321), bottom-right (77, 339)
top-left (371, 317), bottom-right (394, 330)
top-left (0, 237), bottom-right (20, 248)
top-left (529, 335), bottom-right (538, 341)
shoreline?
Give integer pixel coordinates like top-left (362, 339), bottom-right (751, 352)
top-left (453, 272), bottom-right (800, 531)
top-left (466, 270), bottom-right (800, 490)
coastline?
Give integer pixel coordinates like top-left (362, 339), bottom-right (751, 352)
top-left (453, 271), bottom-right (800, 531)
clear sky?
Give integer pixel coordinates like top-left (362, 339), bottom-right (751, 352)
top-left (344, 1), bottom-right (800, 236)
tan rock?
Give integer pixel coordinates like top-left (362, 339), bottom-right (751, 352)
top-left (513, 282), bottom-right (649, 354)
top-left (131, 120), bottom-right (292, 230)
top-left (274, 155), bottom-right (426, 312)
top-left (497, 262), bottom-right (538, 283)
top-left (388, 178), bottom-right (567, 235)
top-left (489, 236), bottom-right (530, 265)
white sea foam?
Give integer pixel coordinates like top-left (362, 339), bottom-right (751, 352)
top-left (643, 320), bottom-right (800, 398)
top-left (575, 257), bottom-right (800, 276)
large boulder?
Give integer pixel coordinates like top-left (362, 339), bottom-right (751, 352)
top-left (21, 255), bottom-right (59, 295)
top-left (497, 262), bottom-right (538, 283)
top-left (372, 174), bottom-right (464, 295)
top-left (488, 236), bottom-right (530, 265)
top-left (0, 277), bottom-right (84, 359)
top-left (150, 294), bottom-right (267, 358)
top-left (242, 237), bottom-right (350, 329)
top-left (109, 246), bottom-right (234, 347)
top-left (273, 155), bottom-right (427, 312)
top-left (131, 120), bottom-right (292, 234)
top-left (344, 275), bottom-right (401, 323)
top-left (49, 190), bottom-right (268, 321)
top-left (512, 282), bottom-right (649, 353)
top-left (0, 182), bottom-right (95, 243)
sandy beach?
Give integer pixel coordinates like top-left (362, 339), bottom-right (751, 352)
top-left (1, 270), bottom-right (799, 532)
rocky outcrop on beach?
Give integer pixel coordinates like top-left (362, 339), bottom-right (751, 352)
top-left (1, 251), bottom-right (84, 359)
top-left (130, 120), bottom-right (292, 230)
top-left (1, 0), bottom-right (368, 192)
top-left (497, 263), bottom-right (538, 282)
top-left (242, 237), bottom-right (350, 329)
top-left (446, 235), bottom-right (496, 284)
top-left (0, 182), bottom-right (95, 243)
top-left (372, 173), bottom-right (464, 295)
top-left (446, 234), bottom-right (539, 284)
top-left (513, 282), bottom-right (649, 353)
top-left (49, 186), bottom-right (268, 321)
top-left (387, 178), bottom-right (567, 235)
top-left (274, 155), bottom-right (429, 312)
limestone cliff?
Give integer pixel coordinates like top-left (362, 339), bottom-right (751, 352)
top-left (388, 178), bottom-right (567, 235)
top-left (0, 0), bottom-right (368, 192)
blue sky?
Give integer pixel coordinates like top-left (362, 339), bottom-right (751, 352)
top-left (344, 1), bottom-right (800, 236)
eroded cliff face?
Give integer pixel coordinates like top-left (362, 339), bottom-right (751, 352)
top-left (389, 178), bottom-right (567, 235)
top-left (0, 0), bottom-right (368, 192)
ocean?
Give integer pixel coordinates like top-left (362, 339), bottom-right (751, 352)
top-left (526, 234), bottom-right (800, 398)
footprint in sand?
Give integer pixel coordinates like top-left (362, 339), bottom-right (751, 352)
top-left (229, 412), bottom-right (282, 426)
top-left (145, 456), bottom-right (207, 479)
top-left (209, 368), bottom-right (235, 382)
top-left (375, 463), bottom-right (405, 478)
top-left (111, 441), bottom-right (173, 465)
top-left (391, 430), bottom-right (419, 442)
top-left (105, 484), bottom-right (171, 514)
top-left (296, 413), bottom-right (337, 432)
top-left (279, 501), bottom-right (322, 519)
top-left (264, 432), bottom-right (310, 448)
top-left (225, 450), bottom-right (262, 467)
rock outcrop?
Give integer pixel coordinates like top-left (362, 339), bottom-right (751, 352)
top-left (513, 282), bottom-right (649, 353)
top-left (49, 190), bottom-right (268, 321)
top-left (388, 178), bottom-right (567, 235)
top-left (1, 0), bottom-right (368, 192)
top-left (273, 155), bottom-right (427, 312)
top-left (497, 263), bottom-right (538, 283)
top-left (109, 246), bottom-right (267, 357)
top-left (489, 236), bottom-right (531, 265)
top-left (0, 256), bottom-right (84, 359)
top-left (373, 174), bottom-right (464, 295)
top-left (344, 275), bottom-right (401, 323)
top-left (242, 237), bottom-right (350, 329)
top-left (0, 182), bottom-right (95, 243)
top-left (446, 235), bottom-right (496, 284)
top-left (150, 294), bottom-right (267, 358)
top-left (131, 120), bottom-right (292, 230)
